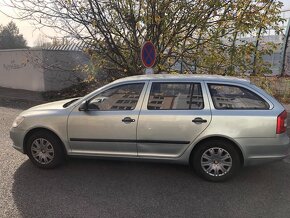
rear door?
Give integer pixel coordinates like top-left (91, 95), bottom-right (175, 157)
top-left (137, 81), bottom-right (212, 158)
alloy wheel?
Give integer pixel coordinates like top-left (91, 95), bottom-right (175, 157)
top-left (31, 138), bottom-right (55, 165)
top-left (201, 147), bottom-right (232, 177)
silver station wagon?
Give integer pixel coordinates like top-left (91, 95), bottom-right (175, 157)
top-left (10, 75), bottom-right (290, 181)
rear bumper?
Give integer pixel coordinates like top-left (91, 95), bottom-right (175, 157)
top-left (235, 134), bottom-right (290, 166)
top-left (245, 151), bottom-right (289, 166)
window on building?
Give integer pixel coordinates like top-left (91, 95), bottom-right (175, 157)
top-left (88, 83), bottom-right (144, 110)
top-left (147, 83), bottom-right (204, 110)
top-left (208, 84), bottom-right (269, 110)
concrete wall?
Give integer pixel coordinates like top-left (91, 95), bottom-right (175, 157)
top-left (0, 49), bottom-right (45, 91)
top-left (42, 50), bottom-right (87, 91)
top-left (0, 49), bottom-right (88, 91)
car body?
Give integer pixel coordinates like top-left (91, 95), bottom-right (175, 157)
top-left (10, 74), bottom-right (290, 181)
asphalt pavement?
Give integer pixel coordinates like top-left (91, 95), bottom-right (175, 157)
top-left (1, 97), bottom-right (290, 218)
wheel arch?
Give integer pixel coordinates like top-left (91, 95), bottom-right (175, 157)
top-left (23, 127), bottom-right (67, 155)
top-left (189, 136), bottom-right (244, 166)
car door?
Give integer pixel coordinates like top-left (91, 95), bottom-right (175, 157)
top-left (137, 81), bottom-right (212, 158)
top-left (68, 82), bottom-right (147, 156)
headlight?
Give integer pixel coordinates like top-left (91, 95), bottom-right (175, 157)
top-left (12, 116), bottom-right (25, 128)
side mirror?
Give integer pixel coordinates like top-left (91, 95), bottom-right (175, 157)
top-left (79, 100), bottom-right (89, 111)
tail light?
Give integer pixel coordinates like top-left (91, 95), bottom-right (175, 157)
top-left (276, 110), bottom-right (287, 134)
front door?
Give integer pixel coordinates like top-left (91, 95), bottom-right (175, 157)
top-left (68, 82), bottom-right (146, 156)
top-left (137, 81), bottom-right (212, 158)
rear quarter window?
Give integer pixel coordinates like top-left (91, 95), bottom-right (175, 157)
top-left (208, 84), bottom-right (270, 110)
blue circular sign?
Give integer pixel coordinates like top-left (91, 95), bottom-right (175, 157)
top-left (141, 41), bottom-right (156, 68)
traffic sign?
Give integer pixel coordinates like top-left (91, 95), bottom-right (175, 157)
top-left (141, 41), bottom-right (156, 68)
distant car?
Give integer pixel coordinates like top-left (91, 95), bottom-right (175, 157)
top-left (10, 74), bottom-right (290, 182)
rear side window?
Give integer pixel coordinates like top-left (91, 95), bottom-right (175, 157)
top-left (147, 83), bottom-right (204, 110)
top-left (208, 84), bottom-right (269, 110)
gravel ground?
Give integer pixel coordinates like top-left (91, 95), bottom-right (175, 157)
top-left (0, 99), bottom-right (32, 218)
top-left (1, 98), bottom-right (290, 218)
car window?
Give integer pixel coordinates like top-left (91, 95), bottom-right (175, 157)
top-left (147, 82), bottom-right (204, 110)
top-left (88, 83), bottom-right (144, 110)
top-left (208, 84), bottom-right (270, 110)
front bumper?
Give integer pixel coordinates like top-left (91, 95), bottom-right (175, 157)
top-left (10, 127), bottom-right (26, 154)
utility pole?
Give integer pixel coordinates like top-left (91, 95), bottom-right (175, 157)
top-left (281, 17), bottom-right (290, 76)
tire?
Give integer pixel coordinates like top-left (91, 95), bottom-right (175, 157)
top-left (191, 139), bottom-right (241, 182)
top-left (26, 130), bottom-right (65, 169)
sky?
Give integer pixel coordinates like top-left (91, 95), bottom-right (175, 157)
top-left (0, 0), bottom-right (290, 47)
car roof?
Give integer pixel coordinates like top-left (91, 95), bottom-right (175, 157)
top-left (114, 74), bottom-right (250, 84)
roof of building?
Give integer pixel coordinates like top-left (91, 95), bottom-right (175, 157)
top-left (45, 41), bottom-right (88, 51)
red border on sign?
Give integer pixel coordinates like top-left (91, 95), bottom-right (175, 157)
top-left (141, 41), bottom-right (156, 68)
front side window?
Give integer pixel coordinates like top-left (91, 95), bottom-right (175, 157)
top-left (208, 84), bottom-right (269, 110)
top-left (147, 83), bottom-right (204, 110)
top-left (88, 83), bottom-right (144, 111)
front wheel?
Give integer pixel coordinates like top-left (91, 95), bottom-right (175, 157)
top-left (26, 130), bottom-right (64, 169)
top-left (192, 140), bottom-right (241, 182)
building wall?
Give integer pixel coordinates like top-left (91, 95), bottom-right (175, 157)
top-left (42, 50), bottom-right (88, 91)
top-left (0, 49), bottom-right (45, 91)
top-left (0, 49), bottom-right (88, 91)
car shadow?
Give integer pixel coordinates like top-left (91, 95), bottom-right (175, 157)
top-left (12, 158), bottom-right (290, 217)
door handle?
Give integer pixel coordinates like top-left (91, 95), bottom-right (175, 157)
top-left (122, 117), bottom-right (135, 123)
top-left (192, 117), bottom-right (207, 124)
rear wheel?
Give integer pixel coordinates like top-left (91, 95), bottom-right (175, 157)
top-left (26, 130), bottom-right (64, 168)
top-left (192, 139), bottom-right (241, 182)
